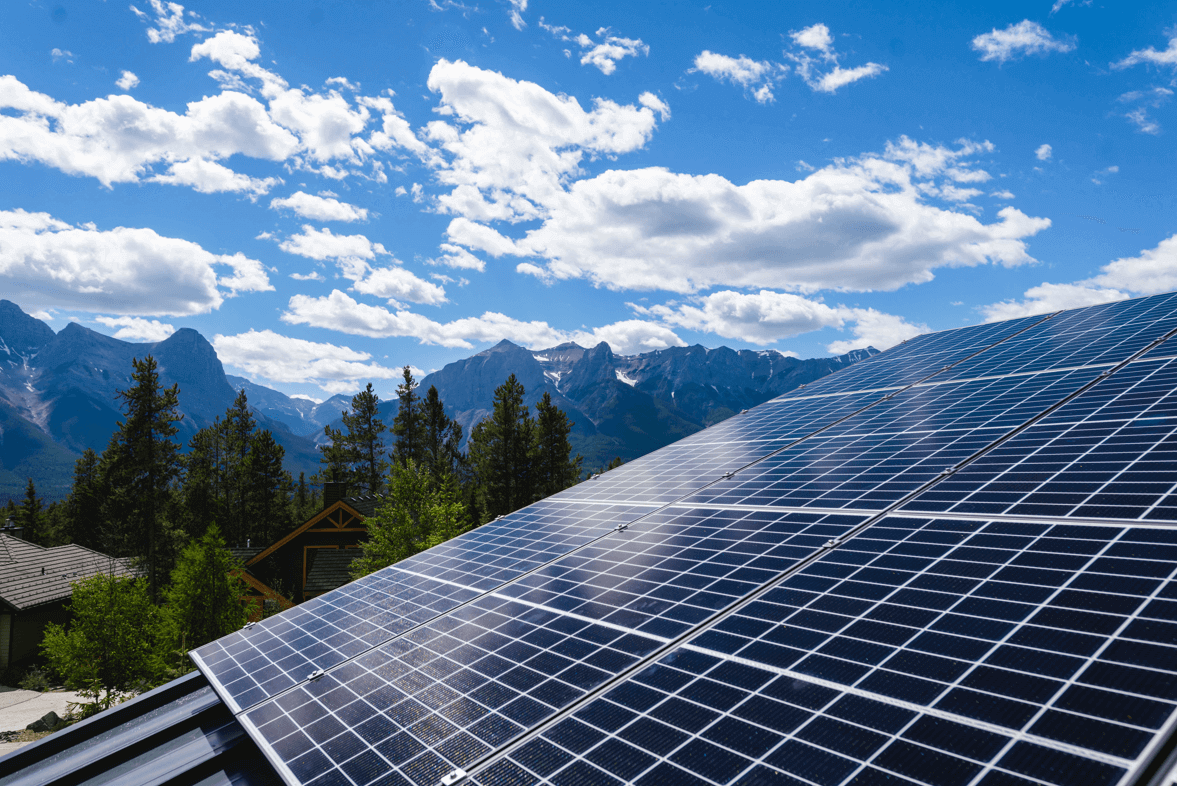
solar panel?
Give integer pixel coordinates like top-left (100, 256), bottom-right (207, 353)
top-left (474, 514), bottom-right (1177, 786)
top-left (193, 499), bottom-right (659, 712)
top-left (189, 290), bottom-right (1177, 786)
top-left (238, 507), bottom-right (868, 786)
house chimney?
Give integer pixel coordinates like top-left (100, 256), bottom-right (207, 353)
top-left (323, 482), bottom-right (344, 508)
top-left (1, 516), bottom-right (23, 540)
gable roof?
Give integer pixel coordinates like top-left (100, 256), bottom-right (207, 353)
top-left (0, 535), bottom-right (136, 612)
top-left (246, 495), bottom-right (380, 567)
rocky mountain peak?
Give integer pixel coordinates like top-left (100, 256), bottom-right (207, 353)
top-left (0, 300), bottom-right (56, 358)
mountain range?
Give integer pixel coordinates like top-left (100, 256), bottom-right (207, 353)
top-left (0, 300), bottom-right (875, 501)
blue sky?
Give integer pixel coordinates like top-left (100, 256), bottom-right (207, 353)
top-left (1, 0), bottom-right (1175, 400)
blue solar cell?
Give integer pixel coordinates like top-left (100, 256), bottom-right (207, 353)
top-left (905, 357), bottom-right (1177, 521)
top-left (193, 499), bottom-right (657, 712)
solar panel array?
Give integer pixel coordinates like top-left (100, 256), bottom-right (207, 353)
top-left (193, 292), bottom-right (1177, 786)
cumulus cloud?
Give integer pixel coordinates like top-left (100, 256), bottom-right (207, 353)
top-left (270, 191), bottom-right (369, 222)
top-left (130, 0), bottom-right (210, 44)
top-left (0, 208), bottom-right (270, 315)
top-left (971, 20), bottom-right (1076, 64)
top-left (825, 308), bottom-right (928, 353)
top-left (1112, 34), bottom-right (1177, 72)
top-left (691, 52), bottom-right (788, 103)
top-left (150, 157), bottom-right (282, 196)
top-left (634, 289), bottom-right (925, 352)
top-left (50, 49), bottom-right (74, 64)
top-left (1035, 143), bottom-right (1053, 160)
top-left (786, 23), bottom-right (888, 93)
top-left (0, 73), bottom-right (298, 190)
top-left (982, 234), bottom-right (1177, 320)
top-left (539, 20), bottom-right (649, 75)
top-left (282, 289), bottom-right (683, 353)
top-left (278, 225), bottom-right (388, 262)
top-left (213, 329), bottom-right (400, 392)
top-left (94, 316), bottom-right (176, 342)
top-left (502, 143), bottom-right (1046, 295)
top-left (116, 71), bottom-right (140, 91)
top-left (424, 59), bottom-right (667, 222)
top-left (277, 226), bottom-right (445, 306)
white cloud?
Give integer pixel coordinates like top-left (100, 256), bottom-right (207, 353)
top-left (826, 308), bottom-right (928, 353)
top-left (1117, 87), bottom-right (1172, 135)
top-left (0, 208), bottom-right (269, 315)
top-left (424, 59), bottom-right (666, 221)
top-left (131, 0), bottom-right (210, 43)
top-left (971, 20), bottom-right (1076, 64)
top-left (278, 225), bottom-right (388, 262)
top-left (431, 244), bottom-right (487, 271)
top-left (579, 32), bottom-right (649, 75)
top-left (50, 49), bottom-right (74, 64)
top-left (691, 51), bottom-right (788, 103)
top-left (213, 329), bottom-right (400, 392)
top-left (352, 265), bottom-right (448, 306)
top-left (0, 74), bottom-right (299, 188)
top-left (116, 71), bottom-right (140, 91)
top-left (634, 289), bottom-right (925, 352)
top-left (786, 23), bottom-right (888, 93)
top-left (791, 23), bottom-right (835, 54)
top-left (981, 234), bottom-right (1177, 320)
top-left (1035, 143), bottom-right (1053, 160)
top-left (270, 191), bottom-right (369, 222)
top-left (503, 144), bottom-right (1046, 295)
top-left (991, 189), bottom-right (1016, 199)
top-left (281, 289), bottom-right (683, 353)
top-left (1050, 0), bottom-right (1091, 13)
top-left (150, 157), bottom-right (282, 196)
top-left (95, 316), bottom-right (176, 342)
top-left (1112, 34), bottom-right (1177, 72)
top-left (507, 0), bottom-right (527, 30)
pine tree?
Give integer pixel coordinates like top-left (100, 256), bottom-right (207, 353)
top-left (247, 429), bottom-right (292, 543)
top-left (468, 374), bottom-right (535, 520)
top-left (106, 356), bottom-right (183, 601)
top-left (65, 449), bottom-right (105, 549)
top-left (223, 391), bottom-right (256, 542)
top-left (19, 477), bottom-right (43, 545)
top-left (533, 392), bottom-right (582, 498)
top-left (345, 384), bottom-right (389, 494)
top-left (392, 367), bottom-right (425, 468)
top-left (421, 385), bottom-right (465, 483)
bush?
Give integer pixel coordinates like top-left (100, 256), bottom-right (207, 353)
top-left (18, 667), bottom-right (52, 692)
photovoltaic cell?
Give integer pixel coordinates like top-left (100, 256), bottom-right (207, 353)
top-left (554, 390), bottom-right (884, 505)
top-left (681, 367), bottom-right (1099, 512)
top-left (193, 500), bottom-right (658, 712)
top-left (777, 312), bottom-right (1047, 398)
top-left (905, 356), bottom-right (1177, 521)
top-left (483, 513), bottom-right (1177, 786)
top-left (936, 291), bottom-right (1177, 383)
top-left (239, 508), bottom-right (866, 786)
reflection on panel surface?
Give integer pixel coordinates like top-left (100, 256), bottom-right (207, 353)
top-left (193, 500), bottom-right (657, 712)
top-left (484, 514), bottom-right (1177, 786)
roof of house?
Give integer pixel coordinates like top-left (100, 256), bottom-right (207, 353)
top-left (0, 535), bottom-right (136, 612)
top-left (303, 549), bottom-right (361, 596)
top-left (340, 493), bottom-right (385, 517)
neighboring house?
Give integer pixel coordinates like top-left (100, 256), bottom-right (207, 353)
top-left (0, 530), bottom-right (135, 672)
top-left (237, 488), bottom-right (382, 606)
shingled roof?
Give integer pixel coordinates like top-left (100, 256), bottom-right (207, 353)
top-left (303, 548), bottom-right (361, 596)
top-left (0, 535), bottom-right (136, 612)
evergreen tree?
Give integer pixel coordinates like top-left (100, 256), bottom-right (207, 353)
top-left (421, 385), bottom-right (465, 483)
top-left (19, 477), bottom-right (43, 545)
top-left (247, 429), bottom-right (292, 543)
top-left (468, 374), bottom-right (535, 520)
top-left (65, 449), bottom-right (104, 549)
top-left (533, 392), bottom-right (582, 498)
top-left (41, 573), bottom-right (160, 704)
top-left (345, 384), bottom-right (389, 494)
top-left (392, 367), bottom-right (425, 467)
top-left (106, 356), bottom-right (183, 601)
top-left (293, 472), bottom-right (318, 523)
top-left (157, 524), bottom-right (249, 672)
top-left (223, 391), bottom-right (256, 541)
top-left (350, 461), bottom-right (466, 578)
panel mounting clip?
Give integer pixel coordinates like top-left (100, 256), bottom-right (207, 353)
top-left (441, 769), bottom-right (467, 786)
top-left (616, 522), bottom-right (629, 532)
top-left (242, 621), bottom-right (256, 631)
top-left (307, 669), bottom-right (325, 682)
top-left (722, 471), bottom-right (735, 480)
